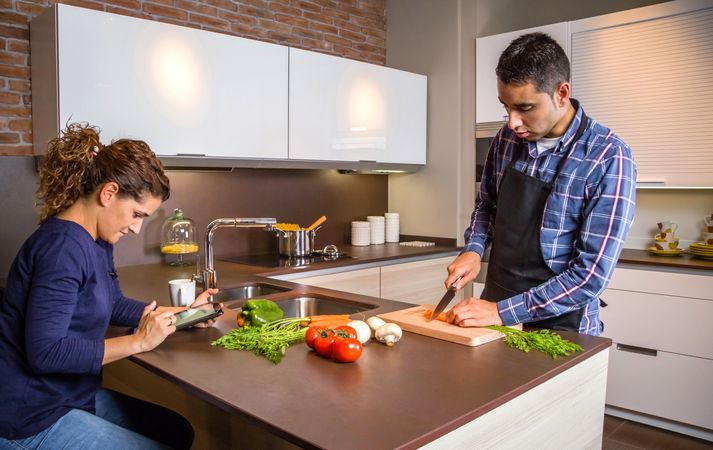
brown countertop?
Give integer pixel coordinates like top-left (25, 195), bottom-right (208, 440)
top-left (115, 259), bottom-right (611, 449)
top-left (618, 248), bottom-right (713, 272)
top-left (222, 243), bottom-right (461, 278)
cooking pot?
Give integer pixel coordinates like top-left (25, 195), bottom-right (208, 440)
top-left (275, 228), bottom-right (317, 257)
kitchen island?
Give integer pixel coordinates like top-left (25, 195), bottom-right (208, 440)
top-left (105, 259), bottom-right (611, 449)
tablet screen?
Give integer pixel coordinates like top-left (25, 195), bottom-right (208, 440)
top-left (174, 303), bottom-right (218, 328)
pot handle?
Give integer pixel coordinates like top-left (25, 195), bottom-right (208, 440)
top-left (323, 244), bottom-right (339, 256)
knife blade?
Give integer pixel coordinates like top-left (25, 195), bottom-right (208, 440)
top-left (427, 277), bottom-right (462, 322)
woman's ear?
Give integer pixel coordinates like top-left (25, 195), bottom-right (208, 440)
top-left (98, 182), bottom-right (120, 207)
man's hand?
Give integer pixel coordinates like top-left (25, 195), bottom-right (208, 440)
top-left (445, 298), bottom-right (503, 328)
top-left (444, 252), bottom-right (481, 290)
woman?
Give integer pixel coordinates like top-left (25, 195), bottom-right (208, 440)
top-left (0, 123), bottom-right (217, 449)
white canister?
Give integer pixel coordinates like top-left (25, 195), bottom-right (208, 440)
top-left (351, 221), bottom-right (371, 246)
top-left (367, 216), bottom-right (385, 245)
top-left (385, 212), bottom-right (399, 243)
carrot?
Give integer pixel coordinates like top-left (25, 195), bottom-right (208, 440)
top-left (423, 309), bottom-right (447, 322)
top-left (302, 314), bottom-right (351, 328)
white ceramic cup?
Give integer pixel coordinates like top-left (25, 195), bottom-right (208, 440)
top-left (656, 221), bottom-right (678, 235)
top-left (705, 214), bottom-right (713, 232)
top-left (169, 278), bottom-right (195, 307)
top-left (703, 232), bottom-right (713, 245)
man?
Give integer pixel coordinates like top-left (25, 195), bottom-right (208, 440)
top-left (444, 32), bottom-right (636, 335)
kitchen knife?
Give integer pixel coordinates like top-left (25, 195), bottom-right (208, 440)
top-left (427, 277), bottom-right (462, 322)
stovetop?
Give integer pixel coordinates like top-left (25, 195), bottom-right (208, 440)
top-left (222, 252), bottom-right (357, 269)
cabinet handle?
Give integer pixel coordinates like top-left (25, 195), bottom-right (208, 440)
top-left (616, 343), bottom-right (657, 357)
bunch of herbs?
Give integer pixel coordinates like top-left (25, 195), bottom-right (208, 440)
top-left (212, 317), bottom-right (306, 364)
top-left (486, 325), bottom-right (584, 358)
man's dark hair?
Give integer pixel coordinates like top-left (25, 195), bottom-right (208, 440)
top-left (496, 32), bottom-right (570, 94)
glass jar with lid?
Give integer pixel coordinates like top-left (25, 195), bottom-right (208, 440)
top-left (160, 208), bottom-right (199, 266)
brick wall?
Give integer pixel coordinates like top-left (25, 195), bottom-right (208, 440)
top-left (0, 0), bottom-right (386, 155)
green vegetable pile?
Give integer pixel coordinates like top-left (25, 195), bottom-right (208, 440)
top-left (486, 326), bottom-right (584, 359)
top-left (211, 317), bottom-right (306, 364)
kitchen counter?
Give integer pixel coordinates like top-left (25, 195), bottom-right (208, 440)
top-left (618, 248), bottom-right (713, 272)
top-left (109, 258), bottom-right (611, 449)
top-left (222, 243), bottom-right (461, 278)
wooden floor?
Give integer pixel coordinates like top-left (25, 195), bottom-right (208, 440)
top-left (603, 415), bottom-right (713, 450)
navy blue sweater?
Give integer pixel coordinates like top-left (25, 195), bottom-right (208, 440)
top-left (0, 217), bottom-right (146, 439)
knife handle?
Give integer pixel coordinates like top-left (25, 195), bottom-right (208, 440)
top-left (449, 276), bottom-right (463, 291)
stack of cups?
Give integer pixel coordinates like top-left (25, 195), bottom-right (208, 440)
top-left (367, 216), bottom-right (385, 244)
top-left (351, 221), bottom-right (371, 246)
top-left (385, 212), bottom-right (400, 243)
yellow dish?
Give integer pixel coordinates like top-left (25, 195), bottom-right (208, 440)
top-left (647, 247), bottom-right (684, 256)
top-left (690, 242), bottom-right (713, 249)
top-left (161, 243), bottom-right (199, 254)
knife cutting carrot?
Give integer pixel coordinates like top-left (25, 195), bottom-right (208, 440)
top-left (423, 309), bottom-right (446, 322)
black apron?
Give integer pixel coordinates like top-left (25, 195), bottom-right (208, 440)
top-left (482, 112), bottom-right (589, 332)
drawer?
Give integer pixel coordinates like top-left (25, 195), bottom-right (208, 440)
top-left (600, 289), bottom-right (713, 359)
top-left (608, 267), bottom-right (713, 300)
top-left (381, 256), bottom-right (465, 305)
top-left (291, 267), bottom-right (380, 298)
top-left (606, 345), bottom-right (713, 430)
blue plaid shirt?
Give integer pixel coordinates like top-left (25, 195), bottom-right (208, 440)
top-left (464, 101), bottom-right (636, 335)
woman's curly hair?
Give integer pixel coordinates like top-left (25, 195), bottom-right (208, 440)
top-left (37, 123), bottom-right (170, 222)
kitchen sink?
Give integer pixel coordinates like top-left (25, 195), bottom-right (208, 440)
top-left (228, 294), bottom-right (377, 317)
top-left (211, 283), bottom-right (290, 303)
top-left (276, 296), bottom-right (377, 317)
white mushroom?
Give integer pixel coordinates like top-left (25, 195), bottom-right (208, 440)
top-left (347, 320), bottom-right (372, 344)
top-left (366, 316), bottom-right (386, 331)
top-left (375, 323), bottom-right (402, 347)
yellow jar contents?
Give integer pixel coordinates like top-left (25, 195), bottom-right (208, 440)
top-left (161, 243), bottom-right (199, 254)
top-left (160, 208), bottom-right (198, 266)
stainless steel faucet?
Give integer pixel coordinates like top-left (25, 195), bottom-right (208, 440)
top-left (198, 218), bottom-right (276, 289)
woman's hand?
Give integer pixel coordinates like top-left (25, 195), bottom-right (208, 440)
top-left (188, 288), bottom-right (221, 328)
top-left (134, 300), bottom-right (176, 353)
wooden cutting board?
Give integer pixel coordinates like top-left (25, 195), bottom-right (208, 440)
top-left (378, 305), bottom-right (522, 347)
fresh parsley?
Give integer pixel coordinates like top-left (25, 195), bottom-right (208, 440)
top-left (211, 317), bottom-right (307, 364)
top-left (486, 325), bottom-right (584, 358)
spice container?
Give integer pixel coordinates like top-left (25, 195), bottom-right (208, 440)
top-left (160, 208), bottom-right (199, 266)
top-left (351, 221), bottom-right (370, 246)
top-left (385, 212), bottom-right (400, 243)
top-left (367, 216), bottom-right (385, 244)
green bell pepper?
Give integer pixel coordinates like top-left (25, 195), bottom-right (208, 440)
top-left (241, 299), bottom-right (284, 327)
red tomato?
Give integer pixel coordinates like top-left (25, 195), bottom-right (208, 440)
top-left (305, 326), bottom-right (323, 349)
top-left (333, 325), bottom-right (357, 339)
top-left (313, 330), bottom-right (336, 357)
top-left (332, 338), bottom-right (362, 363)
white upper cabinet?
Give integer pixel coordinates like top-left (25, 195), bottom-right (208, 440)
top-left (475, 23), bottom-right (569, 124)
top-left (570, 1), bottom-right (713, 188)
top-left (289, 48), bottom-right (427, 164)
top-left (34, 4), bottom-right (288, 159)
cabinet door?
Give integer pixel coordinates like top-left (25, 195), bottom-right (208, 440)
top-left (57, 5), bottom-right (288, 159)
top-left (570, 4), bottom-right (713, 187)
top-left (289, 48), bottom-right (426, 164)
top-left (291, 267), bottom-right (380, 298)
top-left (381, 256), bottom-right (465, 305)
top-left (476, 22), bottom-right (569, 124)
top-left (606, 345), bottom-right (713, 430)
